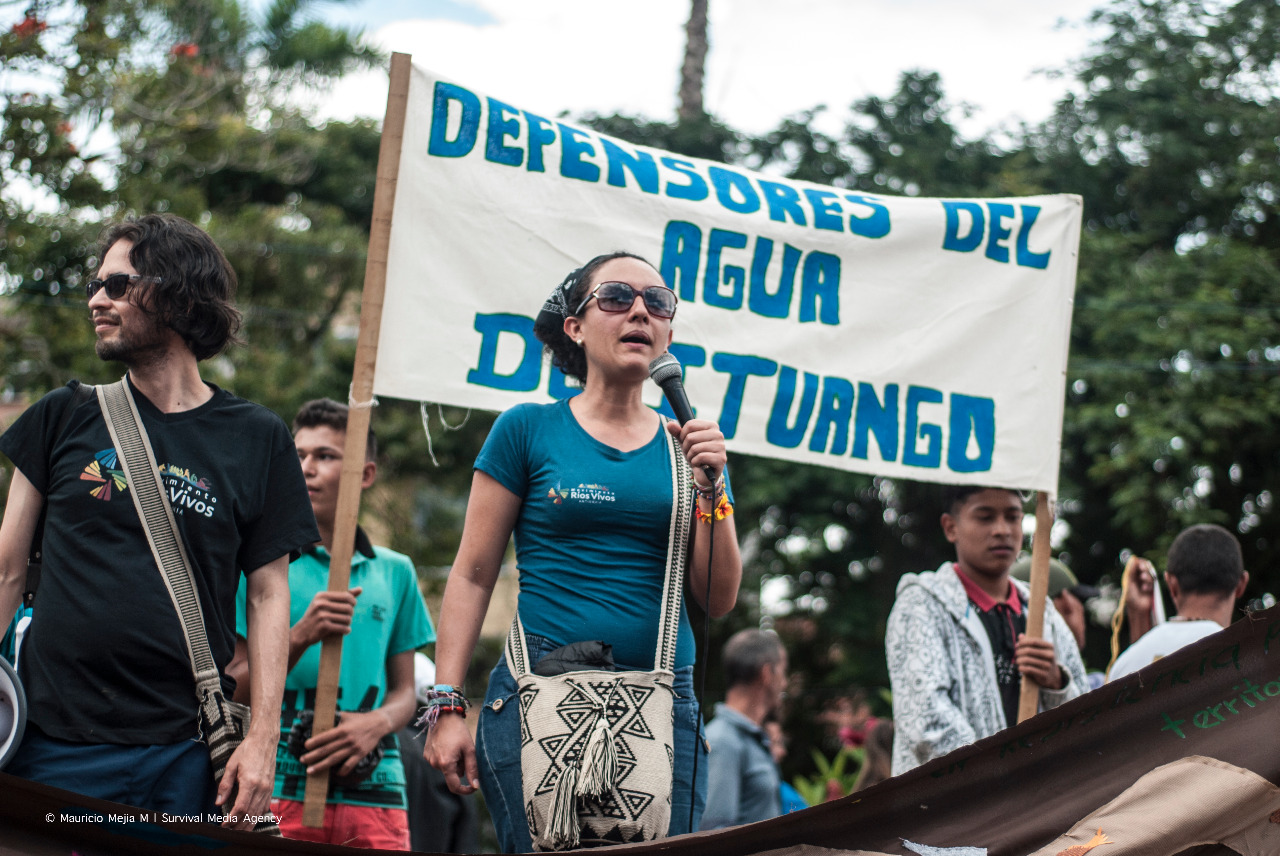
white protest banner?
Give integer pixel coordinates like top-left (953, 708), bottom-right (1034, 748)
top-left (377, 61), bottom-right (1082, 492)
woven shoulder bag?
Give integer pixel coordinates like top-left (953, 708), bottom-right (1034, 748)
top-left (505, 425), bottom-right (693, 850)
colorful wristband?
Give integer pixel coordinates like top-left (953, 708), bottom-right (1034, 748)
top-left (695, 493), bottom-right (734, 523)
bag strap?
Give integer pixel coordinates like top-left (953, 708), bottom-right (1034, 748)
top-left (654, 422), bottom-right (693, 672)
top-left (506, 613), bottom-right (532, 677)
top-left (96, 378), bottom-right (222, 697)
top-left (506, 419), bottom-right (694, 677)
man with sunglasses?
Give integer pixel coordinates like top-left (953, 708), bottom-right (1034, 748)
top-left (0, 214), bottom-right (318, 828)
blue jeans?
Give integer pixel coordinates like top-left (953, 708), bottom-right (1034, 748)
top-left (476, 633), bottom-right (708, 853)
top-left (7, 725), bottom-right (218, 817)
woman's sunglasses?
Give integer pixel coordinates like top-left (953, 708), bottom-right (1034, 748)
top-left (86, 273), bottom-right (162, 300)
top-left (574, 281), bottom-right (678, 319)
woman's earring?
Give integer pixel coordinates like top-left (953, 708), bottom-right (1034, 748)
top-left (576, 339), bottom-right (583, 346)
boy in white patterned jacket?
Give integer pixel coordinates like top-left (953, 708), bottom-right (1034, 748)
top-left (885, 487), bottom-right (1086, 775)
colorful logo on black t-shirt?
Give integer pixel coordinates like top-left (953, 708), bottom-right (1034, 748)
top-left (160, 463), bottom-right (218, 518)
top-left (80, 448), bottom-right (219, 518)
top-left (81, 449), bottom-right (127, 500)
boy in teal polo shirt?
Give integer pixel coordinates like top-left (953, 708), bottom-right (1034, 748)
top-left (229, 399), bottom-right (433, 848)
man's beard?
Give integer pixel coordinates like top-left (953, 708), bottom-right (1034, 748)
top-left (95, 312), bottom-right (170, 365)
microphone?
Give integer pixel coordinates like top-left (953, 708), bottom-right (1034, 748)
top-left (648, 353), bottom-right (716, 484)
top-left (648, 353), bottom-right (695, 425)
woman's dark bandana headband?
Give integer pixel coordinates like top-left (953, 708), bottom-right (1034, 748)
top-left (533, 265), bottom-right (586, 339)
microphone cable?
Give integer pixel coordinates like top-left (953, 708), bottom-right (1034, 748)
top-left (687, 486), bottom-right (716, 834)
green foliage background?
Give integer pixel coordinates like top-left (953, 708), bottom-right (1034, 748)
top-left (4, 0), bottom-right (1279, 790)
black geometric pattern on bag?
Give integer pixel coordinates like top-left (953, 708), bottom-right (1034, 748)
top-left (530, 702), bottom-right (590, 797)
top-left (555, 679), bottom-right (652, 735)
top-left (519, 686), bottom-right (536, 747)
top-left (617, 686), bottom-right (656, 739)
top-left (519, 675), bottom-right (676, 849)
top-left (579, 820), bottom-right (652, 847)
top-left (533, 761), bottom-right (561, 798)
top-left (532, 720), bottom-right (643, 804)
top-left (604, 735), bottom-right (640, 799)
top-left (200, 685), bottom-right (249, 782)
top-left (528, 677), bottom-right (658, 798)
top-left (577, 784), bottom-right (656, 823)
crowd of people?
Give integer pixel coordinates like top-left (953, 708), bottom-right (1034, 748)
top-left (0, 214), bottom-right (1257, 851)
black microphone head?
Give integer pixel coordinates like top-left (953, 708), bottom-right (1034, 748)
top-left (648, 353), bottom-right (682, 386)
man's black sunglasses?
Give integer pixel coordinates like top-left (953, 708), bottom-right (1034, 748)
top-left (86, 273), bottom-right (162, 300)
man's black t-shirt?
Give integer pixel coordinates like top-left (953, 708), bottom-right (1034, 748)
top-left (0, 378), bottom-right (318, 744)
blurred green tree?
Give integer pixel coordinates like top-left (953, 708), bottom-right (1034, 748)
top-left (1037, 0), bottom-right (1280, 645)
top-left (0, 0), bottom-right (483, 570)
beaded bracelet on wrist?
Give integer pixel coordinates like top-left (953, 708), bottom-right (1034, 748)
top-left (414, 686), bottom-right (472, 731)
top-left (692, 473), bottom-right (725, 500)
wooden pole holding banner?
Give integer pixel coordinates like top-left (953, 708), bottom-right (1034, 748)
top-left (1016, 490), bottom-right (1054, 724)
top-left (302, 51), bottom-right (412, 827)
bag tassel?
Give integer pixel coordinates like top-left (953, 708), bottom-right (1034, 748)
top-left (548, 763), bottom-right (581, 850)
top-left (578, 714), bottom-right (617, 798)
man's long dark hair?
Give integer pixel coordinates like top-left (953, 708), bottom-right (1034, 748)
top-left (99, 214), bottom-right (243, 361)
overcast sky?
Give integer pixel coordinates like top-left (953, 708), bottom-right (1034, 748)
top-left (297, 0), bottom-right (1107, 139)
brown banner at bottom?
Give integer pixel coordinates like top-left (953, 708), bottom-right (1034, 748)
top-left (3, 604), bottom-right (1279, 855)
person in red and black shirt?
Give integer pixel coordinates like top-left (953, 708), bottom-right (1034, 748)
top-left (885, 487), bottom-right (1086, 775)
top-left (955, 557), bottom-right (1030, 728)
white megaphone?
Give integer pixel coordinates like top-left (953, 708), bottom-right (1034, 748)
top-left (0, 655), bottom-right (27, 770)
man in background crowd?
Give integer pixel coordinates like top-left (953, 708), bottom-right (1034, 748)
top-left (229, 398), bottom-right (433, 848)
top-left (1010, 555), bottom-right (1104, 690)
top-left (700, 629), bottom-right (788, 829)
top-left (1109, 523), bottom-right (1247, 681)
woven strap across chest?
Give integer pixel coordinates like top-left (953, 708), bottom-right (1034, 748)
top-left (96, 378), bottom-right (222, 695)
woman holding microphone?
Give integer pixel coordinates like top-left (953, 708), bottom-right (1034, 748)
top-left (424, 251), bottom-right (741, 851)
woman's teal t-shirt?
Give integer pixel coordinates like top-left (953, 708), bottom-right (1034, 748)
top-left (475, 401), bottom-right (696, 669)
